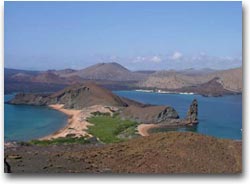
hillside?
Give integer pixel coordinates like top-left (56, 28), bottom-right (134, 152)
top-left (4, 64), bottom-right (242, 95)
top-left (139, 70), bottom-right (202, 89)
top-left (5, 132), bottom-right (242, 173)
top-left (4, 68), bottom-right (40, 78)
top-left (31, 72), bottom-right (67, 84)
top-left (176, 77), bottom-right (239, 97)
top-left (4, 63), bottom-right (148, 93)
top-left (139, 67), bottom-right (242, 93)
top-left (9, 82), bottom-right (130, 109)
top-left (62, 62), bottom-right (148, 81)
top-left (208, 67), bottom-right (242, 92)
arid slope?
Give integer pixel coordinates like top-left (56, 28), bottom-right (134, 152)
top-left (139, 67), bottom-right (242, 93)
top-left (5, 132), bottom-right (242, 174)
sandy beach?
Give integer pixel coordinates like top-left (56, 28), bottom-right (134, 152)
top-left (44, 104), bottom-right (157, 139)
top-left (41, 104), bottom-right (117, 140)
top-left (137, 124), bottom-right (159, 136)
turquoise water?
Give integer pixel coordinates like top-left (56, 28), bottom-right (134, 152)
top-left (114, 91), bottom-right (242, 140)
top-left (4, 95), bottom-right (68, 142)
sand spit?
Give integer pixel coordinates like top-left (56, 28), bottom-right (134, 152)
top-left (137, 124), bottom-right (160, 136)
top-left (41, 104), bottom-right (117, 140)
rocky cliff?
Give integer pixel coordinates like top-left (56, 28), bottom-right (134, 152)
top-left (120, 99), bottom-right (198, 126)
top-left (10, 93), bottom-right (50, 106)
top-left (120, 105), bottom-right (179, 124)
top-left (186, 99), bottom-right (198, 123)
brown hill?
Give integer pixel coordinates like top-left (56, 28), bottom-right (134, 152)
top-left (178, 68), bottom-right (217, 76)
top-left (139, 67), bottom-right (242, 93)
top-left (31, 72), bottom-right (67, 84)
top-left (177, 77), bottom-right (238, 97)
top-left (63, 62), bottom-right (148, 81)
top-left (139, 70), bottom-right (206, 89)
top-left (208, 67), bottom-right (242, 92)
top-left (9, 82), bottom-right (129, 109)
top-left (50, 82), bottom-right (128, 109)
top-left (52, 69), bottom-right (76, 76)
top-left (5, 132), bottom-right (242, 173)
top-left (10, 73), bottom-right (33, 81)
top-left (5, 65), bottom-right (242, 95)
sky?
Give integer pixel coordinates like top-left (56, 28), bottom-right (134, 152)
top-left (5, 1), bottom-right (242, 71)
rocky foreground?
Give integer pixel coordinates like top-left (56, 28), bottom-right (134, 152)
top-left (4, 132), bottom-right (242, 174)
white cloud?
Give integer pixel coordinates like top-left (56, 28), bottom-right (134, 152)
top-left (150, 56), bottom-right (162, 63)
top-left (170, 51), bottom-right (183, 60)
top-left (132, 56), bottom-right (146, 63)
top-left (132, 55), bottom-right (162, 63)
top-left (129, 52), bottom-right (241, 70)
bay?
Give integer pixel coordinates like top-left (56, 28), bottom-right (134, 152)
top-left (114, 91), bottom-right (242, 140)
top-left (4, 95), bottom-right (68, 142)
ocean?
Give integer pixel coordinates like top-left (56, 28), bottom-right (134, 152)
top-left (4, 91), bottom-right (242, 141)
top-left (114, 91), bottom-right (242, 140)
top-left (4, 95), bottom-right (68, 142)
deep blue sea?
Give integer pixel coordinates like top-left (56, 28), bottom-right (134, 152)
top-left (4, 95), bottom-right (68, 142)
top-left (4, 91), bottom-right (242, 141)
top-left (114, 91), bottom-right (242, 140)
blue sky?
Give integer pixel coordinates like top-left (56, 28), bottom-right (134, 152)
top-left (5, 1), bottom-right (242, 71)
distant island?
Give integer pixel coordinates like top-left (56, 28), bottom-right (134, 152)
top-left (4, 62), bottom-right (242, 97)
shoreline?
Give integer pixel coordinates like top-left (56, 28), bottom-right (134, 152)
top-left (44, 105), bottom-right (161, 139)
top-left (134, 89), bottom-right (195, 95)
top-left (137, 124), bottom-right (160, 136)
top-left (41, 104), bottom-right (91, 140)
top-left (133, 89), bottom-right (242, 97)
top-left (41, 104), bottom-right (117, 140)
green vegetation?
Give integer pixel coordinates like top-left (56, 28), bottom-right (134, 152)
top-left (87, 114), bottom-right (138, 144)
top-left (30, 137), bottom-right (89, 146)
top-left (29, 113), bottom-right (137, 146)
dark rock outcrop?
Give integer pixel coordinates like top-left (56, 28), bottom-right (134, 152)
top-left (120, 105), bottom-right (179, 124)
top-left (4, 157), bottom-right (11, 173)
top-left (9, 93), bottom-right (49, 105)
top-left (120, 99), bottom-right (198, 126)
top-left (157, 106), bottom-right (179, 122)
top-left (186, 99), bottom-right (198, 124)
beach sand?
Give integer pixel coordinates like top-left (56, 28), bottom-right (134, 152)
top-left (137, 124), bottom-right (159, 136)
top-left (41, 104), bottom-right (117, 140)
top-left (42, 104), bottom-right (159, 139)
